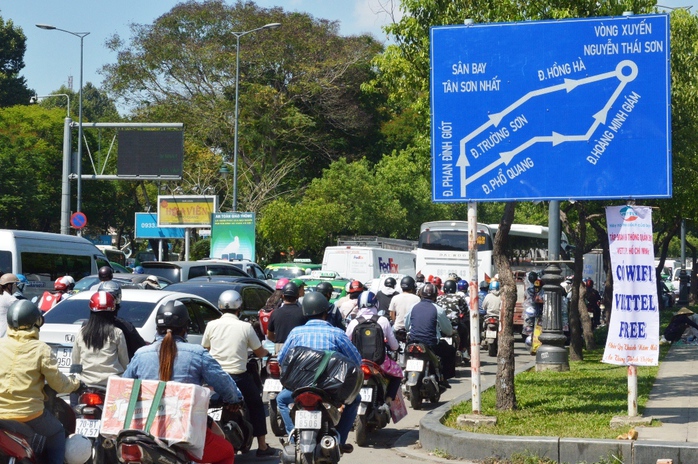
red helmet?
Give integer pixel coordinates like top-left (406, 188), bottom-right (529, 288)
top-left (348, 280), bottom-right (363, 294)
top-left (89, 291), bottom-right (116, 312)
top-left (54, 277), bottom-right (68, 292)
top-left (275, 278), bottom-right (290, 291)
top-left (585, 278), bottom-right (594, 289)
top-left (433, 276), bottom-right (443, 288)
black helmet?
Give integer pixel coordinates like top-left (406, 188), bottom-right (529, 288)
top-left (315, 281), bottom-right (334, 299)
top-left (443, 280), bottom-right (457, 294)
top-left (479, 280), bottom-right (489, 290)
top-left (156, 300), bottom-right (190, 330)
top-left (98, 266), bottom-right (113, 281)
top-left (7, 300), bottom-right (43, 330)
top-left (415, 273), bottom-right (425, 283)
top-left (400, 275), bottom-right (416, 292)
top-left (302, 292), bottom-right (329, 317)
top-left (99, 280), bottom-right (122, 305)
top-left (282, 282), bottom-right (299, 299)
top-left (384, 277), bottom-right (397, 289)
top-left (421, 283), bottom-right (438, 301)
top-left (528, 271), bottom-right (538, 284)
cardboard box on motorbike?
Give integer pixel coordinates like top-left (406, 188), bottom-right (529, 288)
top-left (100, 377), bottom-right (211, 459)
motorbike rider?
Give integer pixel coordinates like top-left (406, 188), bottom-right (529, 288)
top-left (71, 291), bottom-right (128, 387)
top-left (90, 266), bottom-right (114, 290)
top-left (316, 281), bottom-right (345, 329)
top-left (123, 300), bottom-right (242, 464)
top-left (437, 279), bottom-right (469, 356)
top-left (482, 281), bottom-right (502, 318)
top-left (389, 276), bottom-right (421, 340)
top-left (0, 273), bottom-right (19, 336)
top-left (99, 281), bottom-right (147, 359)
top-left (276, 292), bottom-right (362, 454)
top-left (415, 272), bottom-right (426, 295)
top-left (477, 280), bottom-right (489, 315)
top-left (267, 282), bottom-right (307, 353)
top-left (405, 283), bottom-right (455, 387)
top-left (12, 274), bottom-right (28, 300)
top-left (375, 276), bottom-right (399, 316)
top-left (584, 278), bottom-right (602, 328)
top-left (0, 300), bottom-right (81, 464)
top-left (339, 280), bottom-right (364, 321)
top-left (456, 279), bottom-right (469, 300)
top-left (432, 276), bottom-right (444, 295)
top-left (346, 291), bottom-right (402, 405)
top-left (202, 290), bottom-right (278, 458)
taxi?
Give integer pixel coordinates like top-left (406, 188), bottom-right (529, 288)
top-left (264, 259), bottom-right (321, 282)
top-left (298, 270), bottom-right (350, 303)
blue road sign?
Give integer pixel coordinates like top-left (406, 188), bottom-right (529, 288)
top-left (135, 212), bottom-right (186, 239)
top-left (70, 212), bottom-right (87, 229)
top-left (430, 15), bottom-right (671, 202)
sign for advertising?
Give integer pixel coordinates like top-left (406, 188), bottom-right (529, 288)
top-left (157, 196), bottom-right (218, 228)
top-left (602, 205), bottom-right (659, 366)
top-left (430, 14), bottom-right (671, 202)
top-left (211, 212), bottom-right (256, 261)
top-left (135, 212), bottom-right (186, 239)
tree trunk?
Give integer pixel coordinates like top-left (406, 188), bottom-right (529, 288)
top-left (495, 202), bottom-right (517, 411)
top-left (588, 218), bottom-right (612, 326)
top-left (579, 285), bottom-right (596, 350)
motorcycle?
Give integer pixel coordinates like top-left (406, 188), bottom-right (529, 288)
top-left (280, 387), bottom-right (343, 464)
top-left (403, 343), bottom-right (445, 410)
top-left (208, 400), bottom-right (254, 455)
top-left (445, 313), bottom-right (465, 366)
top-left (483, 314), bottom-right (500, 357)
top-left (263, 355), bottom-right (286, 437)
top-left (354, 360), bottom-right (391, 447)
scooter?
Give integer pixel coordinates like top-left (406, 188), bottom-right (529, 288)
top-left (280, 387), bottom-right (343, 464)
top-left (208, 399), bottom-right (254, 454)
top-left (354, 360), bottom-right (391, 447)
top-left (403, 343), bottom-right (445, 410)
top-left (483, 314), bottom-right (500, 357)
top-left (263, 355), bottom-right (286, 437)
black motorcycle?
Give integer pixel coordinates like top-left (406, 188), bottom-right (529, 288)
top-left (403, 343), bottom-right (445, 409)
top-left (354, 359), bottom-right (391, 447)
top-left (263, 355), bottom-right (286, 437)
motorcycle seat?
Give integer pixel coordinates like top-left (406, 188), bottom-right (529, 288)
top-left (0, 420), bottom-right (45, 455)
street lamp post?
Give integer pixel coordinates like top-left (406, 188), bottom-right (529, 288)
top-left (228, 22), bottom-right (280, 212)
top-left (36, 24), bottom-right (89, 230)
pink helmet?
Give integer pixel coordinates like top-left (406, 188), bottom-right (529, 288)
top-left (275, 278), bottom-right (290, 290)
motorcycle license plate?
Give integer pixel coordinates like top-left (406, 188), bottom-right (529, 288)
top-left (360, 387), bottom-right (373, 402)
top-left (295, 410), bottom-right (321, 429)
top-left (263, 378), bottom-right (283, 393)
top-left (405, 359), bottom-right (424, 372)
top-left (75, 418), bottom-right (100, 438)
top-left (485, 330), bottom-right (497, 339)
top-left (53, 347), bottom-right (72, 372)
top-left (208, 408), bottom-right (222, 421)
top-left (442, 337), bottom-right (452, 345)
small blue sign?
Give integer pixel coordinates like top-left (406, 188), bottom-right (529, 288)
top-left (430, 14), bottom-right (671, 202)
top-left (135, 212), bottom-right (186, 239)
top-left (70, 212), bottom-right (87, 229)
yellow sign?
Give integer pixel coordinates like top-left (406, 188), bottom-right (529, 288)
top-left (157, 195), bottom-right (218, 228)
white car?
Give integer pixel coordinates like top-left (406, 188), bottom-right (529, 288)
top-left (40, 289), bottom-right (222, 372)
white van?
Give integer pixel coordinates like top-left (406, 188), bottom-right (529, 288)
top-left (321, 246), bottom-right (416, 284)
top-left (0, 230), bottom-right (110, 301)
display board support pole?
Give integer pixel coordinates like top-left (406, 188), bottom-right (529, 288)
top-left (468, 201), bottom-right (481, 413)
top-left (185, 229), bottom-right (190, 261)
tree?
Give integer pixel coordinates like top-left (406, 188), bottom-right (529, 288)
top-left (0, 16), bottom-right (33, 107)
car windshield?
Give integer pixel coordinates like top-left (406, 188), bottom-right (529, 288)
top-left (141, 265), bottom-right (181, 283)
top-left (267, 268), bottom-right (307, 279)
top-left (166, 284), bottom-right (227, 307)
top-left (74, 277), bottom-right (100, 292)
top-left (44, 298), bottom-right (156, 328)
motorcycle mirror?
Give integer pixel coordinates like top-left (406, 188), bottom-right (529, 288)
top-left (69, 364), bottom-right (83, 374)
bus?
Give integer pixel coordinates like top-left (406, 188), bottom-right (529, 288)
top-left (96, 245), bottom-right (127, 268)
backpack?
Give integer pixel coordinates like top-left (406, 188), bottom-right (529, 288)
top-left (352, 315), bottom-right (386, 364)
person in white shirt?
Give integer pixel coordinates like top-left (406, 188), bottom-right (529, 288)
top-left (0, 273), bottom-right (19, 337)
top-left (389, 276), bottom-right (421, 335)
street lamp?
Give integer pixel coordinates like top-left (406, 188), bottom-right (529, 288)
top-left (36, 24), bottom-right (90, 227)
top-left (226, 22), bottom-right (281, 212)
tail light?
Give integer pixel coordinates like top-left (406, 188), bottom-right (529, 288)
top-left (408, 344), bottom-right (425, 354)
top-left (361, 364), bottom-right (372, 377)
top-left (119, 443), bottom-right (143, 462)
top-left (486, 317), bottom-right (498, 324)
top-left (294, 392), bottom-right (322, 409)
top-left (79, 392), bottom-right (104, 407)
top-left (267, 360), bottom-right (281, 378)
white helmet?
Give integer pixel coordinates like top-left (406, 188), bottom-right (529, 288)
top-left (64, 433), bottom-right (92, 464)
top-left (218, 290), bottom-right (243, 312)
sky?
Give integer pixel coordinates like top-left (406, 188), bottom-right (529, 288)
top-left (1, 0), bottom-right (694, 102)
top-left (1, 0), bottom-right (399, 99)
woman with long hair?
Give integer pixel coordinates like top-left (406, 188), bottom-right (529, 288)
top-left (122, 300), bottom-right (242, 464)
top-left (71, 291), bottom-right (128, 387)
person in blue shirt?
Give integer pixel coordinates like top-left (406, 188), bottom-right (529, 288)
top-left (277, 292), bottom-right (362, 454)
top-left (123, 300), bottom-right (242, 464)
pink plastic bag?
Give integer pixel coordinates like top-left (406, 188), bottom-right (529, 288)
top-left (381, 356), bottom-right (404, 379)
top-left (389, 389), bottom-right (408, 423)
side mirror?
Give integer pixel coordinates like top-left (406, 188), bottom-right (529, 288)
top-left (69, 363), bottom-right (83, 374)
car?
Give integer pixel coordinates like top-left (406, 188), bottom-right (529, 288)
top-left (265, 261), bottom-right (322, 281)
top-left (298, 271), bottom-right (350, 303)
top-left (140, 260), bottom-right (250, 283)
top-left (40, 289), bottom-right (222, 372)
top-left (72, 274), bottom-right (174, 293)
top-left (109, 261), bottom-right (132, 273)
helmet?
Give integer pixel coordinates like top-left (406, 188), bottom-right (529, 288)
top-left (62, 275), bottom-right (75, 290)
top-left (415, 273), bottom-right (425, 283)
top-left (384, 277), bottom-right (396, 289)
top-left (443, 280), bottom-right (457, 294)
top-left (315, 281), bottom-right (334, 299)
top-left (433, 276), bottom-right (443, 288)
top-left (400, 276), bottom-right (416, 292)
top-left (275, 278), bottom-right (290, 290)
top-left (448, 273), bottom-right (460, 281)
top-left (348, 280), bottom-right (363, 294)
top-left (54, 277), bottom-right (68, 292)
top-left (98, 266), bottom-right (113, 281)
top-left (218, 290), bottom-right (243, 312)
top-left (421, 283), bottom-right (438, 301)
top-left (7, 300), bottom-right (43, 330)
top-left (358, 291), bottom-right (377, 308)
top-left (302, 292), bottom-right (329, 317)
top-left (15, 274), bottom-right (28, 292)
top-left (99, 280), bottom-right (122, 305)
top-left (0, 273), bottom-right (19, 287)
top-left (291, 278), bottom-right (306, 289)
top-left (133, 266), bottom-right (145, 274)
top-left (457, 279), bottom-right (468, 292)
top-left (89, 291), bottom-right (116, 312)
top-left (145, 275), bottom-right (160, 286)
top-left (479, 280), bottom-right (489, 291)
top-left (64, 433), bottom-right (92, 464)
top-left (585, 278), bottom-right (593, 289)
top-left (489, 281), bottom-right (501, 291)
top-left (528, 271), bottom-right (539, 284)
top-left (345, 282), bottom-right (352, 293)
top-left (282, 282), bottom-right (300, 299)
top-left (156, 300), bottom-right (190, 330)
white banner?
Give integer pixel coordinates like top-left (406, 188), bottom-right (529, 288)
top-left (602, 206), bottom-right (659, 366)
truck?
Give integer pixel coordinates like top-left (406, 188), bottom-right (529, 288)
top-left (321, 245), bottom-right (416, 284)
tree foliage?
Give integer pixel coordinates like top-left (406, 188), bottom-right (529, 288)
top-left (0, 16), bottom-right (33, 107)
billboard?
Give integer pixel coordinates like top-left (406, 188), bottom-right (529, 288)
top-left (157, 196), bottom-right (218, 228)
top-left (135, 212), bottom-right (186, 239)
top-left (117, 131), bottom-right (184, 176)
top-left (211, 212), bottom-right (256, 261)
